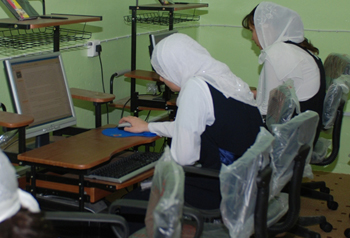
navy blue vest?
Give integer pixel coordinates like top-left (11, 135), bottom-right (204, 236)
top-left (185, 83), bottom-right (263, 209)
top-left (285, 41), bottom-right (326, 145)
top-left (199, 83), bottom-right (264, 170)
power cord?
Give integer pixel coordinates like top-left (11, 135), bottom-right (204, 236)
top-left (96, 44), bottom-right (110, 124)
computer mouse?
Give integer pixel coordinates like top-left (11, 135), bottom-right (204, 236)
top-left (117, 122), bottom-right (132, 130)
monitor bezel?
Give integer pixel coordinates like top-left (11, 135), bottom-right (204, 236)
top-left (4, 52), bottom-right (77, 139)
top-left (149, 30), bottom-right (178, 56)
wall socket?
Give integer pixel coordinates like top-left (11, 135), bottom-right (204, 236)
top-left (87, 40), bottom-right (101, 57)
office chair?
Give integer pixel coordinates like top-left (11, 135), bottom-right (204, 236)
top-left (300, 76), bottom-right (349, 210)
top-left (324, 53), bottom-right (350, 89)
top-left (299, 53), bottom-right (350, 210)
top-left (184, 111), bottom-right (327, 238)
top-left (180, 127), bottom-right (276, 238)
top-left (265, 75), bottom-right (347, 210)
top-left (44, 211), bottom-right (129, 238)
top-left (267, 110), bottom-right (333, 238)
top-left (109, 146), bottom-right (204, 238)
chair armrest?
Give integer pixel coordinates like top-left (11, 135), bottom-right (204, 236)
top-left (109, 199), bottom-right (207, 238)
top-left (44, 211), bottom-right (129, 238)
top-left (110, 69), bottom-right (131, 95)
top-left (182, 165), bottom-right (220, 178)
top-left (108, 199), bottom-right (149, 214)
top-left (183, 206), bottom-right (205, 238)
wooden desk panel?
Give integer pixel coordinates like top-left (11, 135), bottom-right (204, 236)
top-left (124, 70), bottom-right (160, 81)
top-left (18, 125), bottom-right (159, 170)
top-left (35, 169), bottom-right (154, 203)
top-left (131, 3), bottom-right (209, 11)
top-left (0, 15), bottom-right (102, 29)
top-left (0, 111), bottom-right (34, 128)
top-left (70, 88), bottom-right (115, 103)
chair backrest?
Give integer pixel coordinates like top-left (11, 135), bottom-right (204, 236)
top-left (264, 111), bottom-right (318, 235)
top-left (269, 110), bottom-right (319, 196)
top-left (219, 127), bottom-right (274, 238)
top-left (324, 53), bottom-right (350, 89)
top-left (265, 80), bottom-right (300, 131)
top-left (144, 146), bottom-right (185, 238)
top-left (311, 75), bottom-right (349, 164)
top-left (267, 144), bottom-right (311, 236)
top-left (323, 76), bottom-right (349, 129)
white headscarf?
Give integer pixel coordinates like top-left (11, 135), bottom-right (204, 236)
top-left (151, 33), bottom-right (256, 106)
top-left (254, 2), bottom-right (306, 80)
top-left (254, 2), bottom-right (304, 50)
top-left (0, 150), bottom-right (40, 223)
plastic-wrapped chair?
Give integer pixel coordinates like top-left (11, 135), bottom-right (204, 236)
top-left (265, 79), bottom-right (300, 131)
top-left (324, 53), bottom-right (350, 89)
top-left (311, 75), bottom-right (350, 164)
top-left (266, 110), bottom-right (333, 238)
top-left (109, 146), bottom-right (204, 238)
top-left (301, 63), bottom-right (350, 211)
top-left (182, 127), bottom-right (276, 238)
top-left (219, 127), bottom-right (277, 238)
top-left (187, 112), bottom-right (326, 238)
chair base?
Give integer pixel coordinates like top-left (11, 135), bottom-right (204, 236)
top-left (301, 183), bottom-right (339, 210)
top-left (288, 216), bottom-right (333, 238)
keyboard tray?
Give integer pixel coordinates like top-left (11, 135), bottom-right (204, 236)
top-left (85, 151), bottom-right (161, 183)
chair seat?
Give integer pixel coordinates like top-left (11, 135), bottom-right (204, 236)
top-left (129, 222), bottom-right (230, 238)
top-left (311, 137), bottom-right (331, 164)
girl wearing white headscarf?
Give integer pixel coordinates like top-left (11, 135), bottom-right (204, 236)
top-left (120, 33), bottom-right (263, 209)
top-left (0, 150), bottom-right (54, 237)
top-left (242, 1), bottom-right (325, 143)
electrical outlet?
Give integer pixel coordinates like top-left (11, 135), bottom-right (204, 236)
top-left (87, 40), bottom-right (101, 57)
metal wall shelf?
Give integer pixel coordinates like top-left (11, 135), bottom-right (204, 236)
top-left (0, 27), bottom-right (92, 50)
top-left (124, 12), bottom-right (200, 25)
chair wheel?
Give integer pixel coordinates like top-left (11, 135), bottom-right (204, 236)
top-left (327, 201), bottom-right (338, 210)
top-left (320, 222), bottom-right (333, 232)
top-left (345, 228), bottom-right (350, 238)
top-left (320, 187), bottom-right (330, 194)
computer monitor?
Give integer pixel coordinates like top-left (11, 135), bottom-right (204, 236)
top-left (149, 30), bottom-right (178, 57)
top-left (4, 52), bottom-right (77, 147)
top-left (149, 30), bottom-right (178, 101)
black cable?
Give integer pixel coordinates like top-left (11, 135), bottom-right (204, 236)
top-left (120, 98), bottom-right (131, 119)
top-left (120, 93), bottom-right (152, 120)
top-left (96, 44), bottom-right (109, 124)
top-left (144, 110), bottom-right (151, 122)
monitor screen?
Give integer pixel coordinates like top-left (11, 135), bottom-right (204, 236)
top-left (149, 30), bottom-right (178, 57)
top-left (4, 52), bottom-right (77, 140)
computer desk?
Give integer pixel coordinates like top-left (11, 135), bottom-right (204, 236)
top-left (17, 124), bottom-right (160, 211)
top-left (0, 111), bottom-right (34, 163)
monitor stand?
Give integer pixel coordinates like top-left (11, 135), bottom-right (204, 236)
top-left (35, 133), bottom-right (50, 148)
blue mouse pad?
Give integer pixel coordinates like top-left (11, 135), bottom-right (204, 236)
top-left (102, 127), bottom-right (157, 138)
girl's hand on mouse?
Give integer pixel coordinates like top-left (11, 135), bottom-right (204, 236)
top-left (119, 116), bottom-right (149, 133)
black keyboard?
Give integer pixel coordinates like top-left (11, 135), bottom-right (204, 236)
top-left (85, 152), bottom-right (162, 183)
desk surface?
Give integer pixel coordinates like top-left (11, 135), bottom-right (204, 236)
top-left (0, 14), bottom-right (102, 30)
top-left (18, 125), bottom-right (159, 170)
top-left (70, 88), bottom-right (115, 103)
top-left (0, 111), bottom-right (34, 128)
top-left (124, 70), bottom-right (160, 81)
top-left (130, 3), bottom-right (208, 11)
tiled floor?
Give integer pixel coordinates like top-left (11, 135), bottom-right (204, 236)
top-left (284, 171), bottom-right (350, 238)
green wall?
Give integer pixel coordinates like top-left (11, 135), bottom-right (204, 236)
top-left (0, 0), bottom-right (349, 173)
